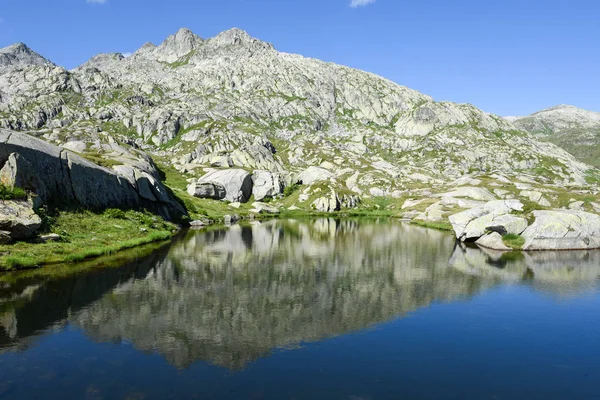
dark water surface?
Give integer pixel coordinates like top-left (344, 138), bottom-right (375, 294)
top-left (1, 219), bottom-right (599, 399)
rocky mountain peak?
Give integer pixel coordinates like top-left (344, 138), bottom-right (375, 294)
top-left (150, 27), bottom-right (204, 63)
top-left (76, 52), bottom-right (125, 71)
top-left (0, 42), bottom-right (54, 71)
top-left (207, 27), bottom-right (274, 51)
top-left (534, 104), bottom-right (578, 114)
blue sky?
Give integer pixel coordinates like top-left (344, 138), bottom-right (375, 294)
top-left (0, 0), bottom-right (598, 116)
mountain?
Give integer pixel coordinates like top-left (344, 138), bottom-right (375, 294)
top-left (508, 105), bottom-right (600, 167)
top-left (0, 28), bottom-right (599, 226)
top-left (0, 42), bottom-right (54, 71)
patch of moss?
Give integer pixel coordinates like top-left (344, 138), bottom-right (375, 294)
top-left (502, 233), bottom-right (525, 250)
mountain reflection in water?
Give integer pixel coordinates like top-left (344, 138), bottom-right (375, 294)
top-left (1, 218), bottom-right (599, 371)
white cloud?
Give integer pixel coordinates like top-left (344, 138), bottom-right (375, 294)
top-left (122, 52), bottom-right (132, 58)
top-left (350, 0), bottom-right (376, 7)
top-left (86, 0), bottom-right (107, 4)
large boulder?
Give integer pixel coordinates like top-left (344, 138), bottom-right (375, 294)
top-left (187, 182), bottom-right (226, 200)
top-left (252, 170), bottom-right (284, 201)
top-left (190, 169), bottom-right (253, 203)
top-left (0, 130), bottom-right (186, 221)
top-left (0, 200), bottom-right (42, 239)
top-left (460, 213), bottom-right (528, 241)
top-left (0, 152), bottom-right (48, 206)
top-left (298, 166), bottom-right (334, 185)
top-left (521, 210), bottom-right (600, 250)
top-left (449, 200), bottom-right (524, 241)
top-left (475, 232), bottom-right (512, 251)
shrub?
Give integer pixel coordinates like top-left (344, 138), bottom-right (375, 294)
top-left (283, 183), bottom-right (301, 197)
top-left (0, 184), bottom-right (27, 200)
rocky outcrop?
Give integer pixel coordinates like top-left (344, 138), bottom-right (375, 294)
top-left (0, 130), bottom-right (186, 221)
top-left (188, 169), bottom-right (253, 203)
top-left (449, 200), bottom-right (524, 241)
top-left (449, 201), bottom-right (600, 251)
top-left (252, 170), bottom-right (284, 201)
top-left (312, 188), bottom-right (340, 212)
top-left (0, 200), bottom-right (42, 240)
top-left (521, 210), bottom-right (600, 250)
top-left (475, 232), bottom-right (512, 251)
top-left (298, 166), bottom-right (334, 185)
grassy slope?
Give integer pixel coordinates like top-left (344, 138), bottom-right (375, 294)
top-left (0, 209), bottom-right (176, 270)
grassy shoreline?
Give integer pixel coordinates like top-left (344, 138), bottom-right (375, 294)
top-left (0, 208), bottom-right (178, 270)
top-left (0, 200), bottom-right (454, 271)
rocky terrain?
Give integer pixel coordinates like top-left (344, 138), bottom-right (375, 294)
top-left (1, 28), bottom-right (600, 250)
top-left (508, 105), bottom-right (600, 167)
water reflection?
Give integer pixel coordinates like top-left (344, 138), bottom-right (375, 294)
top-left (1, 219), bottom-right (599, 370)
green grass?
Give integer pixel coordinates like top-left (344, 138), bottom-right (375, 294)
top-left (0, 184), bottom-right (27, 200)
top-left (0, 209), bottom-right (177, 270)
top-left (502, 233), bottom-right (525, 250)
top-left (283, 183), bottom-right (301, 197)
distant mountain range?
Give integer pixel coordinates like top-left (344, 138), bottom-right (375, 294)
top-left (508, 105), bottom-right (600, 167)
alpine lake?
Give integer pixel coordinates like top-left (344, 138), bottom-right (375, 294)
top-left (1, 218), bottom-right (599, 399)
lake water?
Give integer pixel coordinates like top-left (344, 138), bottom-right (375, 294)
top-left (1, 219), bottom-right (600, 399)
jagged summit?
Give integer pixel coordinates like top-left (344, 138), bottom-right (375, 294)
top-left (208, 27), bottom-right (273, 49)
top-left (150, 27), bottom-right (205, 63)
top-left (0, 42), bottom-right (54, 70)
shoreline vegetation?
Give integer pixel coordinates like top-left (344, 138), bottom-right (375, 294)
top-left (0, 160), bottom-right (596, 270)
top-left (0, 208), bottom-right (177, 270)
top-left (1, 169), bottom-right (460, 270)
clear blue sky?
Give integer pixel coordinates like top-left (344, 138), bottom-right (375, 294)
top-left (0, 0), bottom-right (598, 116)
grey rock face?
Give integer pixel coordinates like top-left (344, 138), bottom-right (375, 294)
top-left (522, 210), bottom-right (600, 250)
top-left (187, 182), bottom-right (226, 200)
top-left (312, 189), bottom-right (340, 212)
top-left (0, 200), bottom-right (42, 239)
top-left (1, 27), bottom-right (600, 228)
top-left (252, 170), bottom-right (284, 201)
top-left (298, 166), bottom-right (334, 185)
top-left (0, 43), bottom-right (54, 72)
top-left (0, 130), bottom-right (186, 221)
top-left (193, 169), bottom-right (253, 203)
top-left (0, 152), bottom-right (48, 206)
top-left (475, 232), bottom-right (512, 251)
top-left (449, 200), bottom-right (524, 241)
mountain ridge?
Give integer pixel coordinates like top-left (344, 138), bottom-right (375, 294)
top-left (1, 27), bottom-right (599, 229)
top-left (509, 104), bottom-right (600, 167)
